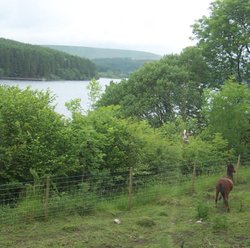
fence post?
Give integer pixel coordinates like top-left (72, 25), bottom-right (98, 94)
top-left (236, 154), bottom-right (241, 184)
top-left (192, 162), bottom-right (196, 193)
top-left (128, 167), bottom-right (133, 211)
top-left (44, 176), bottom-right (50, 221)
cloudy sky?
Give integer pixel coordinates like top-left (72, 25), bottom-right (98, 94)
top-left (0, 0), bottom-right (212, 55)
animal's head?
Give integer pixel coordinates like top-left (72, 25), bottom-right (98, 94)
top-left (227, 164), bottom-right (236, 174)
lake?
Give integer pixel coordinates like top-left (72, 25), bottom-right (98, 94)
top-left (0, 78), bottom-right (121, 117)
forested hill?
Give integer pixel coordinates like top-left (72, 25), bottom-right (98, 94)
top-left (44, 45), bottom-right (161, 78)
top-left (43, 45), bottom-right (161, 60)
top-left (0, 38), bottom-right (97, 80)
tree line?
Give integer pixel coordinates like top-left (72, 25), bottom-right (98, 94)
top-left (0, 0), bottom-right (249, 186)
top-left (0, 38), bottom-right (97, 80)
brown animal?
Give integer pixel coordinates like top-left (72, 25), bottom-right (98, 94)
top-left (215, 164), bottom-right (235, 212)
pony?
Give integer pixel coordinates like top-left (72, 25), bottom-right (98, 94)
top-left (215, 164), bottom-right (235, 212)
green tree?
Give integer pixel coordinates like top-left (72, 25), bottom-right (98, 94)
top-left (192, 0), bottom-right (250, 84)
top-left (97, 51), bottom-right (210, 127)
top-left (202, 79), bottom-right (250, 155)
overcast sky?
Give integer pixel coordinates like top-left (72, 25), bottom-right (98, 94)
top-left (0, 0), bottom-right (212, 55)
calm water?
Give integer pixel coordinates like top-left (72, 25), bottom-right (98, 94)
top-left (0, 78), bottom-right (121, 117)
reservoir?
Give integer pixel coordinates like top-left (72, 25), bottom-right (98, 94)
top-left (0, 78), bottom-right (121, 117)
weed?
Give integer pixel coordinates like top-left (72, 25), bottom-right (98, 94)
top-left (212, 215), bottom-right (229, 231)
top-left (17, 197), bottom-right (44, 223)
top-left (157, 235), bottom-right (177, 248)
top-left (136, 217), bottom-right (156, 227)
top-left (62, 224), bottom-right (81, 233)
top-left (158, 211), bottom-right (169, 217)
top-left (197, 201), bottom-right (209, 220)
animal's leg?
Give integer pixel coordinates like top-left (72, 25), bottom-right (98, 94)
top-left (215, 190), bottom-right (219, 207)
top-left (224, 195), bottom-right (230, 212)
top-left (218, 194), bottom-right (222, 200)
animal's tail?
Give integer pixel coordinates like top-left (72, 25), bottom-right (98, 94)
top-left (218, 183), bottom-right (225, 198)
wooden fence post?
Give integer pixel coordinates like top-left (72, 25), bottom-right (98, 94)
top-left (128, 167), bottom-right (133, 211)
top-left (236, 154), bottom-right (241, 184)
top-left (192, 162), bottom-right (196, 193)
top-left (44, 176), bottom-right (50, 221)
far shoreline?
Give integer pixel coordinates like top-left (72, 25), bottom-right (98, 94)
top-left (0, 76), bottom-right (99, 82)
top-left (0, 76), bottom-right (46, 81)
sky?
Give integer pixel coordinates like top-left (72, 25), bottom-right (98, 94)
top-left (0, 0), bottom-right (213, 55)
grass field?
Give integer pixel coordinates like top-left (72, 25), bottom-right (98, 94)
top-left (0, 168), bottom-right (250, 248)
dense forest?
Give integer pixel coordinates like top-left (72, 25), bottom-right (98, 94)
top-left (0, 38), bottom-right (97, 80)
top-left (0, 0), bottom-right (249, 186)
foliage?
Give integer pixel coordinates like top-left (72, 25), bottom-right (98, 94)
top-left (196, 201), bottom-right (209, 220)
top-left (0, 85), bottom-right (77, 183)
top-left (92, 57), bottom-right (149, 78)
top-left (159, 117), bottom-right (198, 143)
top-left (182, 133), bottom-right (234, 172)
top-left (0, 80), bottom-right (241, 188)
top-left (67, 106), bottom-right (187, 192)
top-left (43, 45), bottom-right (160, 78)
top-left (48, 191), bottom-right (97, 217)
top-left (158, 116), bottom-right (235, 174)
top-left (69, 106), bottom-right (150, 175)
top-left (1, 0), bottom-right (250, 203)
top-left (134, 122), bottom-right (182, 173)
top-left (212, 215), bottom-right (229, 230)
top-left (202, 79), bottom-right (250, 155)
top-left (16, 197), bottom-right (44, 223)
top-left (65, 98), bottom-right (84, 115)
top-left (86, 78), bottom-right (102, 109)
top-left (97, 48), bottom-right (211, 127)
top-left (0, 38), bottom-right (97, 80)
top-left (192, 0), bottom-right (250, 84)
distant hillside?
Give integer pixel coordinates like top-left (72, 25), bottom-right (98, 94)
top-left (0, 38), bottom-right (97, 80)
top-left (43, 45), bottom-right (161, 60)
top-left (92, 57), bottom-right (151, 78)
top-left (44, 45), bottom-right (161, 78)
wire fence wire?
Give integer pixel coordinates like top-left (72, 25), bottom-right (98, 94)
top-left (0, 155), bottom-right (249, 224)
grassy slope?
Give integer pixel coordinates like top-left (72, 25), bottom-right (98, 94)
top-left (43, 45), bottom-right (161, 60)
top-left (1, 168), bottom-right (250, 248)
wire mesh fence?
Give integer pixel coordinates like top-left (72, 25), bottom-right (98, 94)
top-left (0, 155), bottom-right (249, 224)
